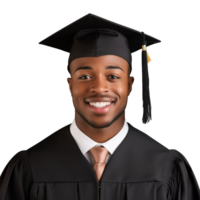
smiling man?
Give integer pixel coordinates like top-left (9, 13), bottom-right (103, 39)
top-left (0, 13), bottom-right (200, 200)
top-left (67, 55), bottom-right (133, 143)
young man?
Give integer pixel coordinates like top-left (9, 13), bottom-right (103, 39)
top-left (0, 13), bottom-right (200, 200)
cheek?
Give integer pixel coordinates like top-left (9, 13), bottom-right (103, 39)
top-left (112, 83), bottom-right (128, 95)
top-left (112, 82), bottom-right (128, 100)
top-left (71, 81), bottom-right (87, 100)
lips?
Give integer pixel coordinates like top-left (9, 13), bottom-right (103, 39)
top-left (85, 97), bottom-right (116, 103)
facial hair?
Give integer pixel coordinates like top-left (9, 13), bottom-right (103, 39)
top-left (75, 107), bottom-right (125, 129)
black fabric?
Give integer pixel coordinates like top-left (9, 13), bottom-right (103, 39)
top-left (39, 13), bottom-right (161, 53)
top-left (39, 13), bottom-right (160, 79)
top-left (1, 123), bottom-right (199, 200)
top-left (39, 13), bottom-right (161, 74)
top-left (67, 28), bottom-right (132, 73)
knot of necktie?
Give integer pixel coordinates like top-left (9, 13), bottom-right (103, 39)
top-left (89, 146), bottom-right (109, 182)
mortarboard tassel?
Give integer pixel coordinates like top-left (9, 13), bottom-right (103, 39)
top-left (141, 32), bottom-right (152, 123)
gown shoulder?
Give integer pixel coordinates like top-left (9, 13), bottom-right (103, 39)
top-left (0, 150), bottom-right (33, 200)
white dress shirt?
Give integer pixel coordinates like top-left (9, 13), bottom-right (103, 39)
top-left (70, 119), bottom-right (129, 166)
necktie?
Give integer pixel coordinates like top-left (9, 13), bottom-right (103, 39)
top-left (89, 146), bottom-right (109, 182)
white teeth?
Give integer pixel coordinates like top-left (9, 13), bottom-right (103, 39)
top-left (89, 102), bottom-right (111, 108)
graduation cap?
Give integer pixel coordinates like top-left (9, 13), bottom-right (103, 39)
top-left (39, 13), bottom-right (161, 124)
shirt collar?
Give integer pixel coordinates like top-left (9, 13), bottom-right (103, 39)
top-left (70, 118), bottom-right (129, 155)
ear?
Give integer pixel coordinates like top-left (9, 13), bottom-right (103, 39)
top-left (129, 76), bottom-right (135, 95)
top-left (67, 78), bottom-right (72, 96)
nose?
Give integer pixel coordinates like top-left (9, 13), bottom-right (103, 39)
top-left (90, 75), bottom-right (109, 93)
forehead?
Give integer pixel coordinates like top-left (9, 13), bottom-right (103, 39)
top-left (69, 55), bottom-right (129, 73)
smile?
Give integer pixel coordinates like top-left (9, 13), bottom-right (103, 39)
top-left (86, 101), bottom-right (114, 114)
top-left (89, 102), bottom-right (111, 108)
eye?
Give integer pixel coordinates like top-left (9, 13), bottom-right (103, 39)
top-left (79, 75), bottom-right (88, 79)
top-left (79, 75), bottom-right (119, 79)
top-left (110, 75), bottom-right (119, 79)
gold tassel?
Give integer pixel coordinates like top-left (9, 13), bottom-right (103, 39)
top-left (142, 45), bottom-right (152, 65)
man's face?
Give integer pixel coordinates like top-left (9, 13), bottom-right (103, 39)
top-left (67, 55), bottom-right (134, 129)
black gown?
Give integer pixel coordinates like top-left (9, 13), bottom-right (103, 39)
top-left (0, 122), bottom-right (200, 200)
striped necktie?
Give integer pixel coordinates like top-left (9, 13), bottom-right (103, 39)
top-left (89, 146), bottom-right (109, 182)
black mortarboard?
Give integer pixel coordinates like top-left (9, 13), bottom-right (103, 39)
top-left (39, 13), bottom-right (161, 124)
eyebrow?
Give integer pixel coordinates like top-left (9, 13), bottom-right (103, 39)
top-left (74, 66), bottom-right (124, 73)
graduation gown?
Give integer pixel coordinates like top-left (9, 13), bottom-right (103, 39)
top-left (0, 122), bottom-right (200, 200)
